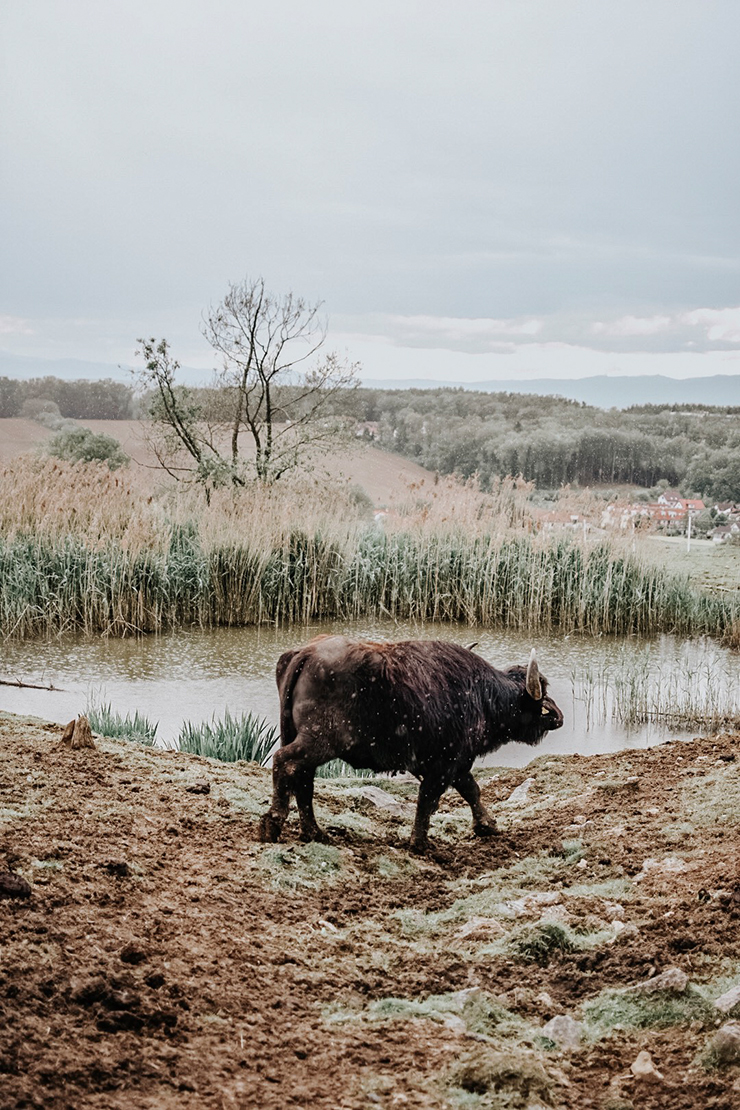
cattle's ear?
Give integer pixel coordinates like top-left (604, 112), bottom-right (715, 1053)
top-left (526, 648), bottom-right (542, 700)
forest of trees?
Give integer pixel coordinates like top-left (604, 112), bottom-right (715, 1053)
top-left (3, 376), bottom-right (739, 500)
top-left (343, 388), bottom-right (740, 502)
top-left (0, 376), bottom-right (134, 420)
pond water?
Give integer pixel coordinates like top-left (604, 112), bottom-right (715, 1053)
top-left (3, 621), bottom-right (737, 767)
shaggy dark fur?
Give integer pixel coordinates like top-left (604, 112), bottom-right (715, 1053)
top-left (259, 636), bottom-right (563, 852)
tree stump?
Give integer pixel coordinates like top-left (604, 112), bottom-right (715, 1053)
top-left (61, 715), bottom-right (96, 750)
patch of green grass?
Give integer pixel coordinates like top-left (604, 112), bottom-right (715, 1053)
top-left (565, 878), bottom-right (633, 901)
top-left (87, 701), bottom-right (157, 746)
top-left (177, 710), bottom-right (277, 764)
top-left (375, 853), bottom-right (422, 880)
top-left (557, 838), bottom-right (586, 864)
top-left (391, 848), bottom-right (629, 943)
top-left (583, 986), bottom-right (715, 1036)
top-left (508, 922), bottom-right (576, 966)
top-left (217, 785), bottom-right (266, 816)
top-left (681, 769), bottom-right (740, 828)
top-left (448, 1046), bottom-right (554, 1109)
top-left (415, 811), bottom-right (472, 843)
top-left (480, 919), bottom-right (622, 965)
top-left (321, 810), bottom-right (375, 836)
top-left (328, 989), bottom-right (524, 1041)
top-left (316, 759), bottom-right (376, 779)
top-left (461, 854), bottom-right (565, 905)
top-left (257, 842), bottom-right (344, 890)
top-left (691, 960), bottom-right (740, 1010)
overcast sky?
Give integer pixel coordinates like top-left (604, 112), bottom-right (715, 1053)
top-left (2, 0), bottom-right (739, 382)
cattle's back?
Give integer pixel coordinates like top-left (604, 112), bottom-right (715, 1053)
top-left (280, 637), bottom-right (501, 774)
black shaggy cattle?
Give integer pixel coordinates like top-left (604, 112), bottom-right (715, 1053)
top-left (258, 636), bottom-right (564, 852)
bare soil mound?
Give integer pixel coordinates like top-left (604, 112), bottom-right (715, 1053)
top-left (1, 713), bottom-right (739, 1108)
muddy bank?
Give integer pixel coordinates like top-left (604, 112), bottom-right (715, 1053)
top-left (1, 711), bottom-right (739, 1108)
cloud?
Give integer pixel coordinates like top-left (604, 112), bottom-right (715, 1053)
top-left (0, 315), bottom-right (33, 335)
top-left (592, 315), bottom-right (672, 337)
top-left (334, 305), bottom-right (740, 357)
top-left (681, 307), bottom-right (740, 343)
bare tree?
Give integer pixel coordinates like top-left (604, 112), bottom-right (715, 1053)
top-left (135, 278), bottom-right (359, 488)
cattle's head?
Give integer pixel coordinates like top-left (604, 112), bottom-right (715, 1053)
top-left (507, 649), bottom-right (564, 744)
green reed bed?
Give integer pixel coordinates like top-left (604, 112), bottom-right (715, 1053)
top-left (178, 709), bottom-right (278, 764)
top-left (86, 701), bottom-right (158, 746)
top-left (1, 527), bottom-right (737, 639)
top-left (86, 700), bottom-right (371, 776)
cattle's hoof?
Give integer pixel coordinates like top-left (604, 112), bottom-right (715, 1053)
top-left (299, 826), bottom-right (329, 844)
top-left (409, 839), bottom-right (428, 856)
top-left (473, 822), bottom-right (499, 838)
top-left (258, 813), bottom-right (282, 843)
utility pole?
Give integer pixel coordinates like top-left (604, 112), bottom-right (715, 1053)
top-left (686, 510), bottom-right (693, 553)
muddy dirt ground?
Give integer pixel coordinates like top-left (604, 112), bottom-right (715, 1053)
top-left (1, 711), bottom-right (739, 1109)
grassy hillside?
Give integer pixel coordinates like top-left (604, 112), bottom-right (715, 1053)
top-left (0, 417), bottom-right (434, 506)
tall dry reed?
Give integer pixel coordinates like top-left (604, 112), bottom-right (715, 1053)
top-left (0, 457), bottom-right (737, 640)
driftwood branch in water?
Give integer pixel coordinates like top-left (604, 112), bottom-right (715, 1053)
top-left (0, 677), bottom-right (66, 692)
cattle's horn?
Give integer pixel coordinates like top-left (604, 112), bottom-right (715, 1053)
top-left (526, 648), bottom-right (542, 700)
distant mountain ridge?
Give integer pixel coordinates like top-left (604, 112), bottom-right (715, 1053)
top-left (362, 374), bottom-right (740, 409)
top-left (2, 350), bottom-right (740, 409)
top-left (0, 350), bottom-right (205, 386)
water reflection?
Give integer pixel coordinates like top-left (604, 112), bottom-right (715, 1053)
top-left (1, 621), bottom-right (735, 768)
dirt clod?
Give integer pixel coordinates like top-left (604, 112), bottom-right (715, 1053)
top-left (0, 871), bottom-right (32, 899)
top-left (103, 859), bottom-right (130, 877)
top-left (119, 942), bottom-right (149, 965)
top-left (186, 779), bottom-right (211, 794)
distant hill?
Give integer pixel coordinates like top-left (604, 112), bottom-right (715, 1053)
top-left (361, 374), bottom-right (740, 409)
top-left (3, 349), bottom-right (740, 409)
top-left (0, 350), bottom-right (206, 386)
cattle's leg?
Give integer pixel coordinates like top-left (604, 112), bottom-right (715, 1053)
top-left (410, 775), bottom-right (445, 854)
top-left (453, 770), bottom-right (498, 838)
top-left (258, 738), bottom-right (324, 843)
top-left (293, 766), bottom-right (325, 842)
top-left (258, 746), bottom-right (292, 842)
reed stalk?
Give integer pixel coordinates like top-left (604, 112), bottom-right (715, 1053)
top-left (572, 642), bottom-right (740, 730)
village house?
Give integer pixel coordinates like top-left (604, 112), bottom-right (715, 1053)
top-left (709, 521), bottom-right (740, 543)
top-left (354, 421), bottom-right (380, 440)
top-left (646, 494), bottom-right (705, 522)
top-left (602, 494), bottom-right (706, 532)
top-left (712, 501), bottom-right (740, 521)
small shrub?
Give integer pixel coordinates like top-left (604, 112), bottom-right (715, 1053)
top-left (87, 702), bottom-right (157, 746)
top-left (21, 398), bottom-right (60, 419)
top-left (46, 427), bottom-right (128, 470)
top-left (177, 709), bottom-right (277, 764)
top-left (509, 922), bottom-right (576, 966)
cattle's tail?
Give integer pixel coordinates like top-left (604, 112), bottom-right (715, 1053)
top-left (275, 649), bottom-right (308, 748)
